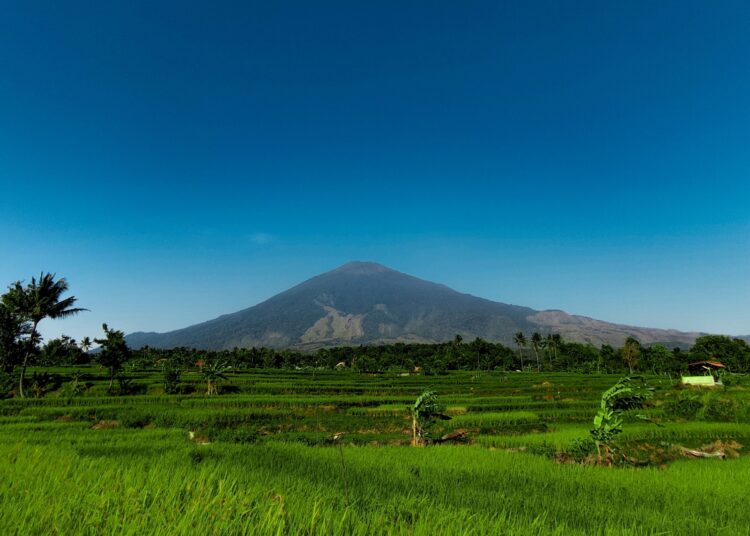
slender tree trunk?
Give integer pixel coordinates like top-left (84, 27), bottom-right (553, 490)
top-left (411, 414), bottom-right (417, 446)
top-left (19, 320), bottom-right (39, 398)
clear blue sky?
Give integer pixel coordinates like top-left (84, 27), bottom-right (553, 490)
top-left (1, 1), bottom-right (749, 343)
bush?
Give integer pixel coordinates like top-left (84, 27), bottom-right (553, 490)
top-left (664, 392), bottom-right (703, 420)
top-left (701, 397), bottom-right (741, 422)
top-left (566, 437), bottom-right (597, 462)
top-left (527, 441), bottom-right (556, 458)
top-left (0, 371), bottom-right (15, 399)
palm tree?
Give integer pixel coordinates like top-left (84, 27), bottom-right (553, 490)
top-left (513, 332), bottom-right (526, 370)
top-left (80, 336), bottom-right (92, 355)
top-left (530, 332), bottom-right (542, 371)
top-left (201, 360), bottom-right (231, 395)
top-left (551, 333), bottom-right (562, 362)
top-left (2, 273), bottom-right (86, 398)
top-left (544, 334), bottom-right (555, 366)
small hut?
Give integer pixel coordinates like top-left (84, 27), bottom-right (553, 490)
top-left (682, 361), bottom-right (725, 386)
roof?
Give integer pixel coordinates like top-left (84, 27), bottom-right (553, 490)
top-left (688, 360), bottom-right (726, 369)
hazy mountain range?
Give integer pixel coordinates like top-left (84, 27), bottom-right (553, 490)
top-left (124, 261), bottom-right (722, 350)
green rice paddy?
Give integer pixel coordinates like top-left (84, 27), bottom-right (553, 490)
top-left (1, 368), bottom-right (748, 534)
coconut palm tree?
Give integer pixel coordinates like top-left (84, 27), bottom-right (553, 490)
top-left (2, 273), bottom-right (86, 397)
top-left (544, 334), bottom-right (554, 365)
top-left (80, 336), bottom-right (92, 355)
top-left (530, 332), bottom-right (542, 371)
top-left (513, 332), bottom-right (526, 370)
top-left (551, 333), bottom-right (562, 362)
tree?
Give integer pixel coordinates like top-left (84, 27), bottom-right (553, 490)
top-left (643, 344), bottom-right (674, 374)
top-left (94, 324), bottom-right (131, 390)
top-left (2, 273), bottom-right (86, 398)
top-left (201, 360), bottom-right (231, 395)
top-left (162, 360), bottom-right (181, 394)
top-left (551, 333), bottom-right (562, 362)
top-left (690, 335), bottom-right (750, 373)
top-left (513, 332), bottom-right (527, 370)
top-left (621, 337), bottom-right (641, 374)
top-left (80, 336), bottom-right (92, 355)
top-left (530, 332), bottom-right (542, 371)
top-left (0, 303), bottom-right (28, 375)
top-left (39, 335), bottom-right (83, 366)
top-left (410, 389), bottom-right (450, 446)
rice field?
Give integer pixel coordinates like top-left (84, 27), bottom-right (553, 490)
top-left (1, 368), bottom-right (749, 535)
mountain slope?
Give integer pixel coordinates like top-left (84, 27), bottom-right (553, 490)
top-left (126, 261), bottom-right (703, 350)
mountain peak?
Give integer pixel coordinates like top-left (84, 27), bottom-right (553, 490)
top-left (330, 261), bottom-right (395, 275)
top-left (125, 263), bottom-right (704, 351)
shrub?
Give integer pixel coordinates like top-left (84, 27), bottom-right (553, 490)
top-left (527, 441), bottom-right (556, 458)
top-left (566, 437), bottom-right (597, 462)
top-left (664, 392), bottom-right (703, 420)
top-left (701, 397), bottom-right (740, 422)
top-left (0, 371), bottom-right (15, 399)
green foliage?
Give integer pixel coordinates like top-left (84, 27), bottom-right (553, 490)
top-left (0, 370), bottom-right (16, 399)
top-left (57, 370), bottom-right (87, 398)
top-left (27, 371), bottom-right (60, 398)
top-left (410, 389), bottom-right (450, 445)
top-left (38, 336), bottom-right (85, 366)
top-left (664, 391), bottom-right (703, 419)
top-left (590, 377), bottom-right (653, 462)
top-left (1, 273), bottom-right (85, 397)
top-left (162, 362), bottom-right (182, 394)
top-left (94, 324), bottom-right (131, 390)
top-left (0, 303), bottom-right (28, 374)
top-left (566, 436), bottom-right (597, 461)
top-left (691, 335), bottom-right (750, 372)
top-left (201, 360), bottom-right (231, 395)
top-left (701, 396), bottom-right (741, 422)
top-left (95, 330), bottom-right (750, 376)
top-left (620, 337), bottom-right (641, 373)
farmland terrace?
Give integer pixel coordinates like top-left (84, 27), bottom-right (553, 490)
top-left (1, 368), bottom-right (749, 534)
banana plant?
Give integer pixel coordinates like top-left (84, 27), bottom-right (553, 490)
top-left (590, 376), bottom-right (653, 464)
top-left (201, 360), bottom-right (231, 396)
top-left (410, 390), bottom-right (450, 446)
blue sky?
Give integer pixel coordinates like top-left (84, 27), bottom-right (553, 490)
top-left (1, 1), bottom-right (749, 342)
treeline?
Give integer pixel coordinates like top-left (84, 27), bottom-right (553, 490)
top-left (129, 333), bottom-right (750, 375)
top-left (2, 273), bottom-right (750, 397)
top-left (14, 332), bottom-right (750, 377)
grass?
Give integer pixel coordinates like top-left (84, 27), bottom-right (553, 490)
top-left (1, 368), bottom-right (748, 534)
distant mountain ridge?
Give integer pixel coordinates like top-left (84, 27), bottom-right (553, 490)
top-left (126, 261), bottom-right (707, 350)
